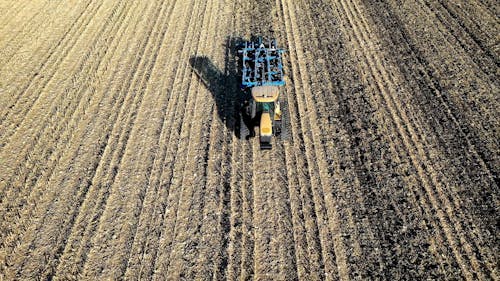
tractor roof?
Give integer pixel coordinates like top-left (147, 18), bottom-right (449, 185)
top-left (251, 85), bottom-right (279, 103)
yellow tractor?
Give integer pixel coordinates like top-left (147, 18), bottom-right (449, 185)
top-left (238, 38), bottom-right (288, 150)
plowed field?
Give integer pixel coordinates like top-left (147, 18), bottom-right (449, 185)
top-left (0, 0), bottom-right (498, 280)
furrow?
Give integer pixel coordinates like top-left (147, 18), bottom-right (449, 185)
top-left (53, 1), bottom-right (161, 277)
top-left (143, 0), bottom-right (213, 278)
top-left (364, 0), bottom-right (497, 182)
top-left (361, 1), bottom-right (498, 262)
top-left (134, 0), bottom-right (205, 277)
top-left (280, 135), bottom-right (310, 280)
top-left (439, 0), bottom-right (499, 55)
top-left (226, 134), bottom-right (245, 279)
top-left (0, 0), bottom-right (91, 121)
top-left (384, 0), bottom-right (499, 174)
top-left (0, 0), bottom-right (65, 70)
top-left (236, 139), bottom-right (254, 281)
top-left (269, 3), bottom-right (300, 280)
top-left (275, 2), bottom-right (328, 280)
top-left (229, 3), bottom-right (257, 280)
top-left (279, 2), bottom-right (325, 279)
top-left (0, 0), bottom-right (106, 199)
top-left (161, 1), bottom-right (221, 279)
top-left (336, 1), bottom-right (460, 278)
top-left (0, 0), bottom-right (104, 141)
top-left (0, 0), bottom-right (50, 48)
top-left (294, 0), bottom-right (398, 278)
top-left (118, 0), bottom-right (190, 276)
top-left (0, 1), bottom-right (140, 279)
top-left (126, 0), bottom-right (218, 278)
top-left (348, 1), bottom-right (497, 277)
top-left (0, 0), bottom-right (128, 248)
top-left (193, 2), bottom-right (237, 280)
top-left (224, 8), bottom-right (245, 280)
top-left (282, 0), bottom-right (358, 279)
top-left (251, 142), bottom-right (281, 280)
top-left (77, 0), bottom-right (198, 279)
top-left (272, 140), bottom-right (299, 281)
top-left (336, 1), bottom-right (481, 278)
top-left (0, 0), bottom-right (133, 245)
top-left (420, 0), bottom-right (498, 81)
top-left (0, 0), bottom-right (496, 279)
top-left (299, 0), bottom-right (455, 278)
top-left (412, 0), bottom-right (499, 176)
top-left (336, 0), bottom-right (493, 278)
top-left (0, 1), bottom-right (38, 33)
top-left (95, 0), bottom-right (189, 279)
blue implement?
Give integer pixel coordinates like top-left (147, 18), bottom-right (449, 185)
top-left (239, 37), bottom-right (285, 88)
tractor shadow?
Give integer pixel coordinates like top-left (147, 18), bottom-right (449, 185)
top-left (189, 36), bottom-right (248, 136)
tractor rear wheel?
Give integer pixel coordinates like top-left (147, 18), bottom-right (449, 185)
top-left (239, 111), bottom-right (250, 140)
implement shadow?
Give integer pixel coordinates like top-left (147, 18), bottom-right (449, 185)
top-left (189, 36), bottom-right (246, 136)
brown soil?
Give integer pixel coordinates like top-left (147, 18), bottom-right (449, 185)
top-left (0, 0), bottom-right (497, 280)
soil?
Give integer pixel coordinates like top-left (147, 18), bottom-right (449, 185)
top-left (0, 0), bottom-right (497, 280)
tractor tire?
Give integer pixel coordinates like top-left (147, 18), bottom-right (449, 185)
top-left (239, 112), bottom-right (250, 140)
top-left (250, 100), bottom-right (257, 119)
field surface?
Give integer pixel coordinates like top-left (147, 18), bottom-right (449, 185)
top-left (0, 0), bottom-right (498, 280)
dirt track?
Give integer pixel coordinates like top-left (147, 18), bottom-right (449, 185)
top-left (0, 0), bottom-right (498, 280)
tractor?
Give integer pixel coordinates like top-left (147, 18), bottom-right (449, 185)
top-left (238, 37), bottom-right (289, 150)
